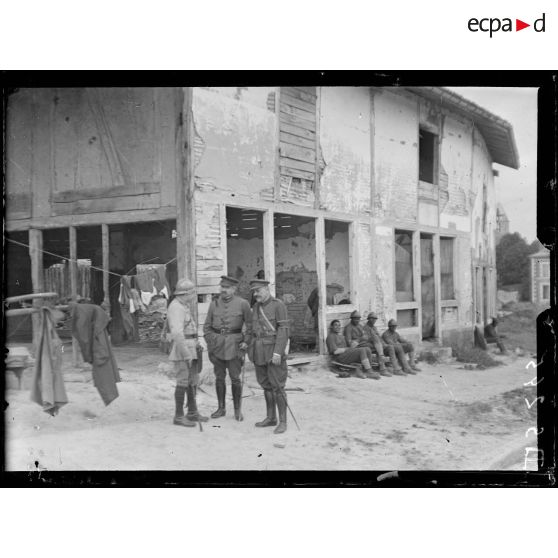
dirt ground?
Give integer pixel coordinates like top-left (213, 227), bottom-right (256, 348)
top-left (5, 339), bottom-right (538, 472)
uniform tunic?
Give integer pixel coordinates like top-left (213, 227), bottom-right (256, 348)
top-left (382, 329), bottom-right (413, 353)
top-left (362, 322), bottom-right (399, 368)
top-left (204, 294), bottom-right (252, 385)
top-left (344, 323), bottom-right (364, 346)
top-left (167, 298), bottom-right (199, 387)
top-left (247, 297), bottom-right (289, 391)
top-left (326, 331), bottom-right (374, 367)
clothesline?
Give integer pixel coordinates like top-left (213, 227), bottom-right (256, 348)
top-left (4, 236), bottom-right (177, 278)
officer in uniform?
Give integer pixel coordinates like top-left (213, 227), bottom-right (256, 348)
top-left (247, 279), bottom-right (290, 434)
top-left (168, 278), bottom-right (208, 427)
top-left (204, 275), bottom-right (252, 421)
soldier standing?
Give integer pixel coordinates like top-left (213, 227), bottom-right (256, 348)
top-left (168, 279), bottom-right (209, 427)
top-left (204, 275), bottom-right (252, 421)
top-left (247, 279), bottom-right (290, 434)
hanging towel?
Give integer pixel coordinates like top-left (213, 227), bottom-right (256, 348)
top-left (119, 276), bottom-right (135, 338)
top-left (30, 307), bottom-right (68, 415)
top-left (70, 303), bottom-right (121, 406)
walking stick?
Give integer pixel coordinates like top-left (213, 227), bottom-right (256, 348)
top-left (268, 362), bottom-right (301, 431)
top-left (237, 348), bottom-right (246, 420)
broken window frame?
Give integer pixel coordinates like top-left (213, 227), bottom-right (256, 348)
top-left (324, 218), bottom-right (352, 308)
top-left (418, 128), bottom-right (439, 185)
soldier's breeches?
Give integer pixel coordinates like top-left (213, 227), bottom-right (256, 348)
top-left (212, 356), bottom-right (242, 387)
top-left (174, 361), bottom-right (198, 388)
top-left (400, 343), bottom-right (414, 354)
top-left (255, 362), bottom-right (287, 391)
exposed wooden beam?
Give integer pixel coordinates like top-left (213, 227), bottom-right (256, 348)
top-left (6, 206), bottom-right (178, 232)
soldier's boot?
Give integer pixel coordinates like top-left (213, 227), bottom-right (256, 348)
top-left (232, 382), bottom-right (244, 422)
top-left (378, 356), bottom-right (392, 377)
top-left (362, 358), bottom-right (381, 380)
top-left (173, 386), bottom-right (196, 427)
top-left (408, 351), bottom-right (421, 372)
top-left (255, 389), bottom-right (277, 427)
top-left (273, 391), bottom-right (287, 434)
top-left (211, 382), bottom-right (226, 418)
top-left (186, 385), bottom-right (209, 422)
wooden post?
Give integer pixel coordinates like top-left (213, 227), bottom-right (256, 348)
top-left (29, 229), bottom-right (44, 355)
top-left (433, 233), bottom-right (442, 345)
top-left (262, 209), bottom-right (276, 297)
top-left (412, 230), bottom-right (422, 335)
top-left (101, 224), bottom-right (110, 317)
top-left (314, 86), bottom-right (321, 210)
top-left (68, 226), bottom-right (82, 365)
top-left (177, 87), bottom-right (198, 321)
top-left (315, 216), bottom-right (327, 354)
top-left (274, 87), bottom-right (281, 203)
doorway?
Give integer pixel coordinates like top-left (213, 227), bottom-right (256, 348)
top-left (225, 207), bottom-right (265, 301)
top-left (274, 212), bottom-right (318, 353)
top-left (420, 234), bottom-right (436, 339)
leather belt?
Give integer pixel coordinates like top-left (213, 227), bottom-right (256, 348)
top-left (212, 328), bottom-right (242, 335)
top-left (184, 334), bottom-right (198, 339)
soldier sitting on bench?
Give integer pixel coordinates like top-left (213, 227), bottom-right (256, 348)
top-left (326, 319), bottom-right (381, 380)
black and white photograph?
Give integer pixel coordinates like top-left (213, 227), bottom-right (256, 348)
top-left (3, 78), bottom-right (552, 478)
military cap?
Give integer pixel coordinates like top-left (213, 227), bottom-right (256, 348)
top-left (220, 275), bottom-right (239, 287)
top-left (174, 278), bottom-right (196, 295)
top-left (250, 279), bottom-right (270, 290)
top-left (388, 319), bottom-right (398, 327)
top-left (367, 311), bottom-right (378, 320)
top-left (350, 310), bottom-right (361, 319)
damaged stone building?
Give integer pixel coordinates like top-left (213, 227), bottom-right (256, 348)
top-left (4, 86), bottom-right (519, 354)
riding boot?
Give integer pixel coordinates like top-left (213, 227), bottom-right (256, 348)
top-left (173, 386), bottom-right (196, 427)
top-left (211, 382), bottom-right (226, 418)
top-left (232, 382), bottom-right (244, 421)
top-left (255, 389), bottom-right (277, 427)
top-left (274, 390), bottom-right (287, 434)
top-left (186, 385), bottom-right (209, 422)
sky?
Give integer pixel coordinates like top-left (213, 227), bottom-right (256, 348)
top-left (448, 87), bottom-right (538, 243)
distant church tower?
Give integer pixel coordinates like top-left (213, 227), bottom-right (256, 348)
top-left (495, 203), bottom-right (510, 244)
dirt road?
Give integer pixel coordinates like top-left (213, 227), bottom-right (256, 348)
top-left (4, 344), bottom-right (537, 471)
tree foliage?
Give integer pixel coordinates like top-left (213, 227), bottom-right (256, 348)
top-left (496, 233), bottom-right (532, 287)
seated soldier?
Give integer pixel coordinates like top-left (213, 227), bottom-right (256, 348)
top-left (343, 310), bottom-right (364, 348)
top-left (361, 311), bottom-right (406, 377)
top-left (484, 317), bottom-right (508, 354)
top-left (326, 320), bottom-right (381, 380)
top-left (382, 319), bottom-right (421, 374)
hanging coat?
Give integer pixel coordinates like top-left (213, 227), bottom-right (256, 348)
top-left (30, 307), bottom-right (68, 415)
top-left (70, 302), bottom-right (121, 406)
